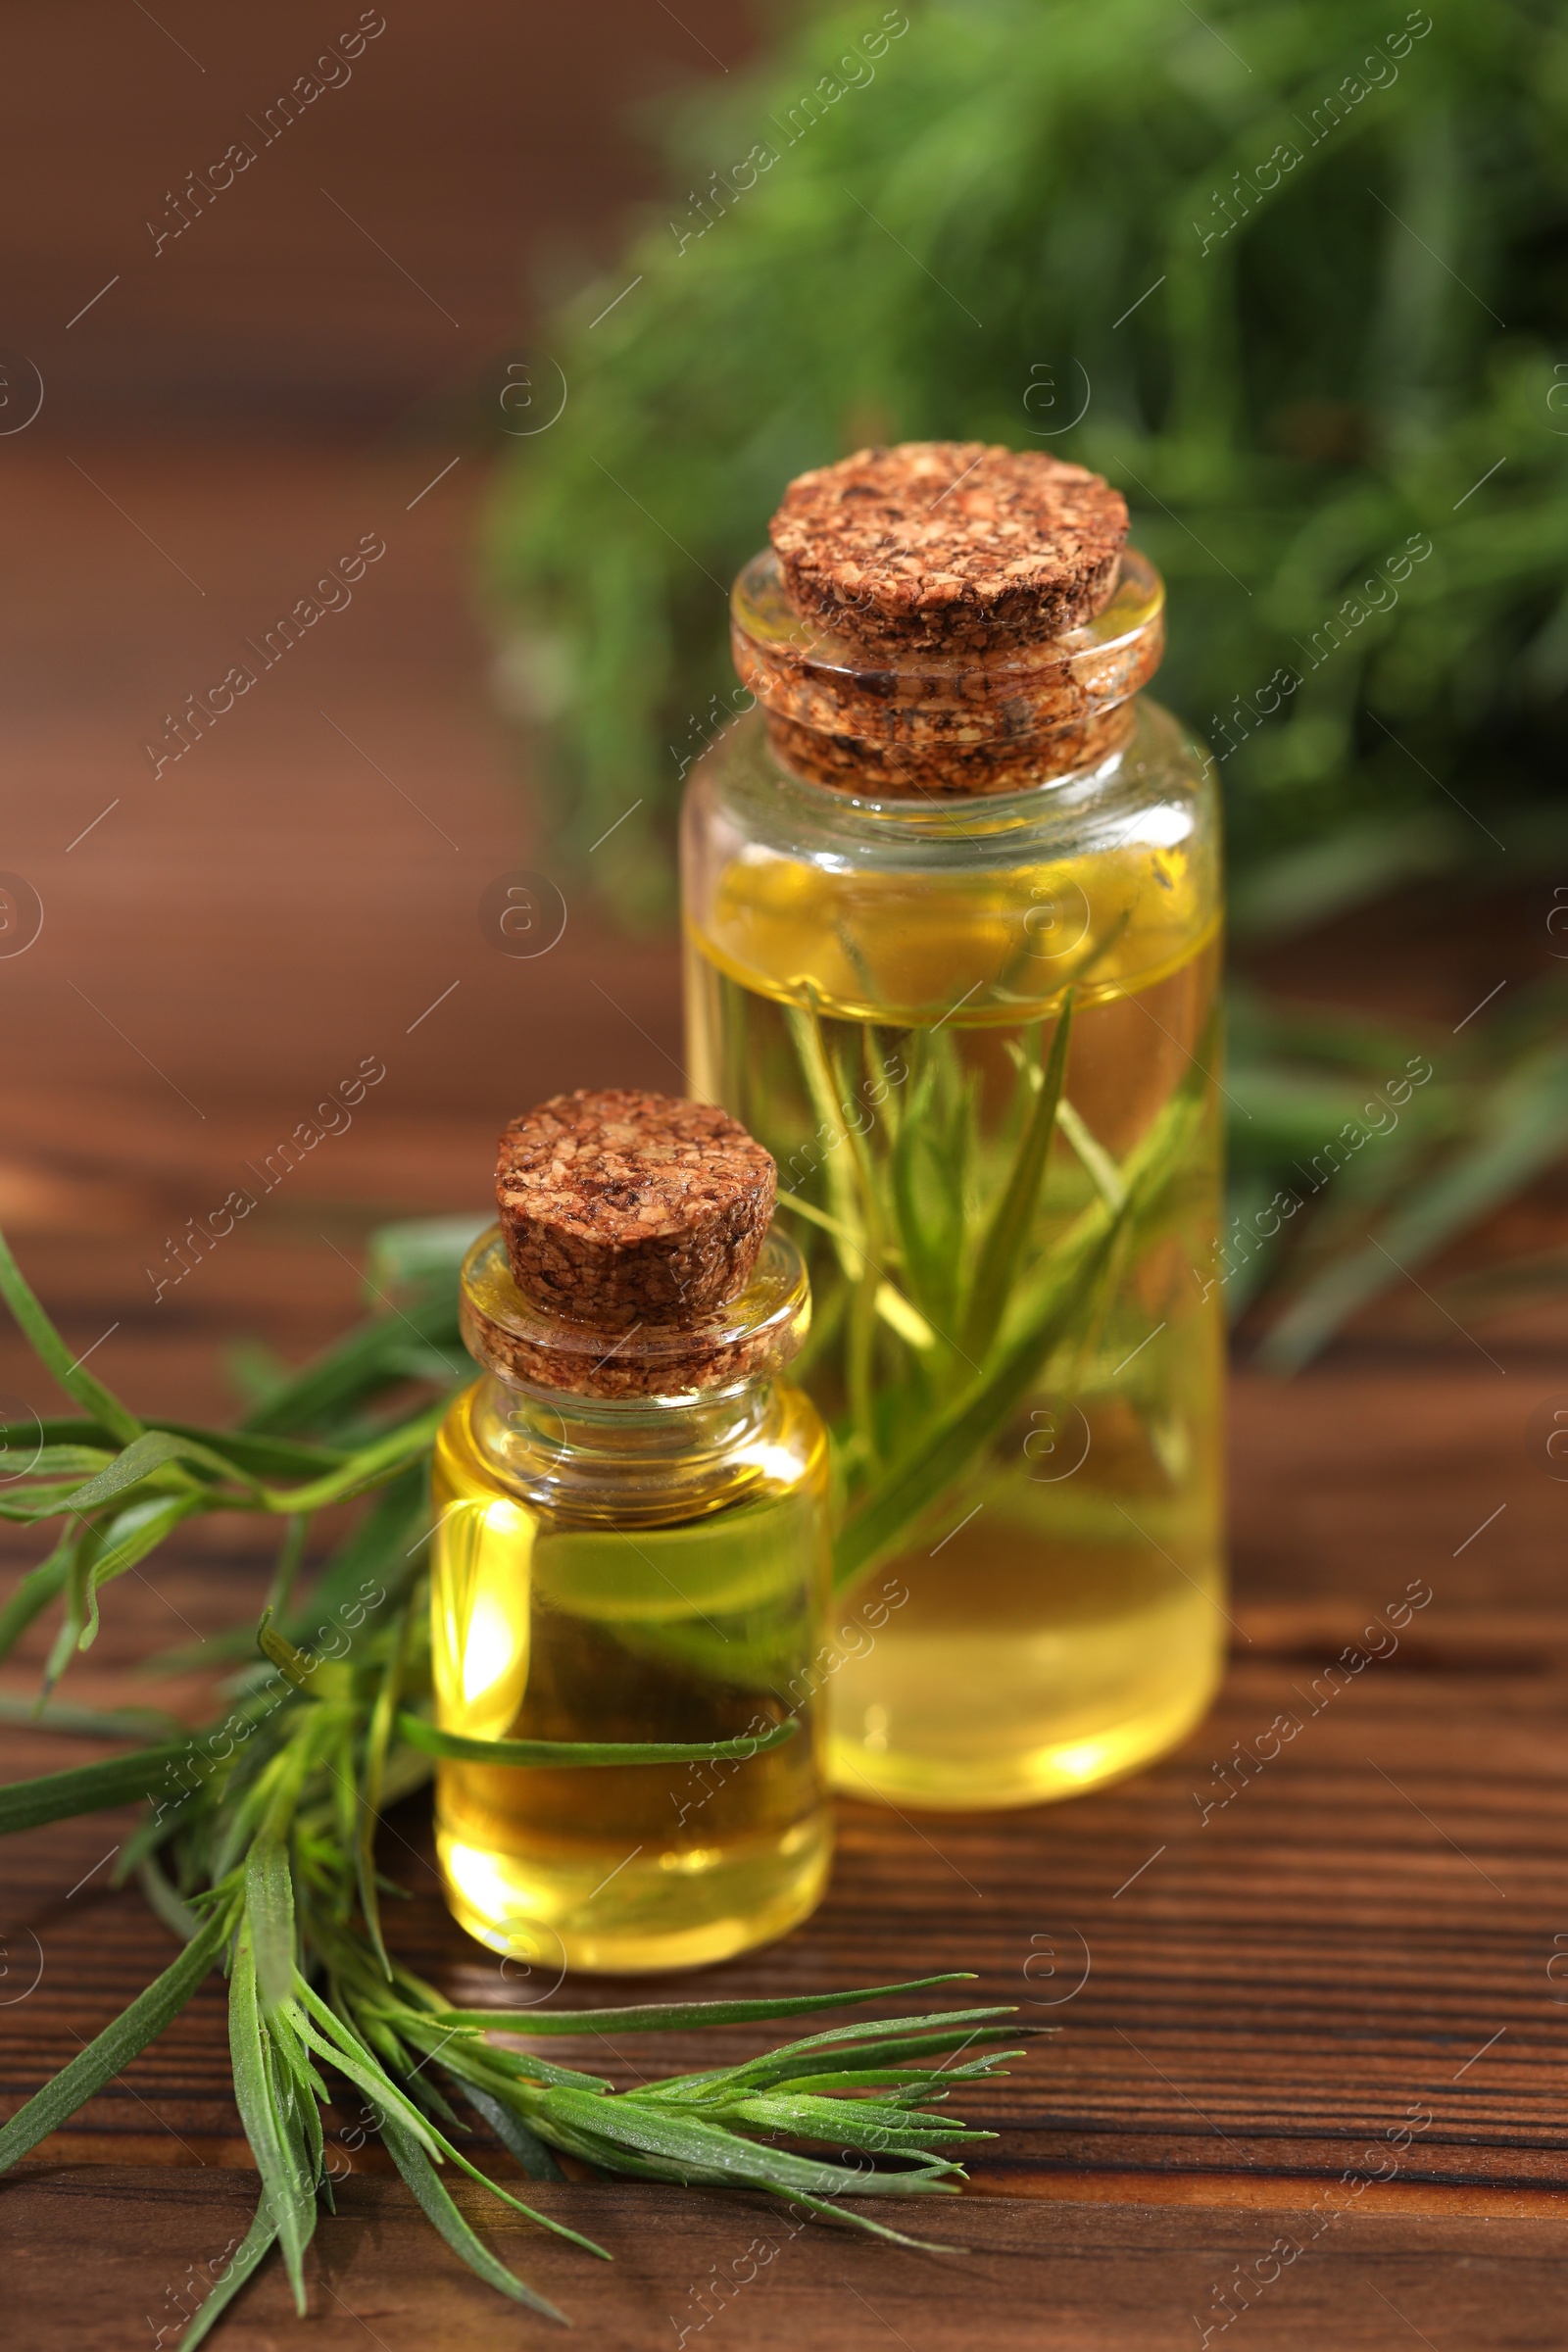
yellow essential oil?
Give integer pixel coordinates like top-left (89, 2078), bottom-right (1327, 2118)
top-left (431, 1221), bottom-right (833, 1973)
top-left (681, 527), bottom-right (1227, 1811)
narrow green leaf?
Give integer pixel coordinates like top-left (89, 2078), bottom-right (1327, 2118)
top-left (0, 1901), bottom-right (232, 2171)
top-left (269, 2004), bottom-right (330, 2111)
top-left (533, 2085), bottom-right (951, 2200)
top-left (782, 993), bottom-right (869, 1279)
top-left (875, 1280), bottom-right (936, 1352)
top-left (652, 2015), bottom-right (1025, 2100)
top-left (150, 1421), bottom-right (348, 1479)
top-left (246, 1842), bottom-right (297, 2015)
top-left (358, 1605), bottom-right (410, 1978)
top-left (286, 1460), bottom-right (427, 1636)
top-left (463, 2083), bottom-right (567, 2182)
top-left (375, 2109), bottom-right (570, 2323)
top-left (1263, 1041), bottom-right (1568, 1371)
top-left (714, 2089), bottom-right (990, 2146)
top-left (135, 1851), bottom-right (205, 1942)
top-left (1056, 1096), bottom-right (1126, 1209)
top-left (398, 2011), bottom-right (610, 2094)
top-left (208, 1740), bottom-right (299, 1886)
top-left (0, 1444), bottom-right (117, 1479)
top-left (290, 1981), bottom-right (447, 2157)
top-left (59, 1429), bottom-right (250, 1515)
top-left (770, 1190), bottom-right (862, 1249)
top-left (254, 1611), bottom-right (352, 1707)
top-left (0, 1531), bottom-right (76, 1668)
top-left (763, 2049), bottom-right (1020, 2099)
top-left (0, 1415), bottom-right (117, 1447)
top-left (0, 1223), bottom-right (143, 1445)
top-left (268, 2025), bottom-right (322, 2271)
top-left (0, 1482), bottom-right (118, 1525)
top-left (227, 1933), bottom-right (315, 2314)
top-left (514, 2117), bottom-right (960, 2244)
top-left (255, 1398), bottom-right (450, 1514)
top-left (254, 1701), bottom-right (336, 1853)
top-left (837, 1217), bottom-right (1118, 1589)
top-left (765, 2186), bottom-right (963, 2254)
top-left (175, 2181), bottom-right (281, 2351)
top-left (960, 994), bottom-right (1074, 1359)
top-left (43, 1537), bottom-right (94, 1691)
top-left (393, 2086), bottom-right (611, 2252)
top-left (257, 1610), bottom-right (321, 1692)
top-left (397, 1712), bottom-right (799, 1768)
top-left (750, 2008), bottom-right (1022, 2064)
top-left (729, 2025), bottom-right (1026, 2087)
top-left (0, 1692), bottom-right (181, 1741)
top-left (262, 1512), bottom-right (310, 1631)
top-left (76, 1494), bottom-right (206, 1649)
top-left (240, 1292), bottom-right (462, 1438)
top-left (434, 1973), bottom-right (977, 2036)
top-left (0, 1738), bottom-right (196, 1837)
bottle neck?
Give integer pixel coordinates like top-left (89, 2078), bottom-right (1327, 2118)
top-left (730, 545), bottom-right (1164, 801)
top-left (761, 700), bottom-right (1138, 799)
top-left (458, 1225), bottom-right (810, 1402)
top-left (463, 1368), bottom-right (782, 1525)
top-left (449, 1223), bottom-right (812, 1520)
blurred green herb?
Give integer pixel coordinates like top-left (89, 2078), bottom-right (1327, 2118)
top-left (1224, 971), bottom-right (1568, 1359)
top-left (486, 0), bottom-right (1568, 1342)
top-left (0, 1225), bottom-right (1032, 2343)
top-left (488, 0), bottom-right (1568, 918)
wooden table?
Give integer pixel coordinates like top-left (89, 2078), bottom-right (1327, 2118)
top-left (4, 448), bottom-right (1567, 2349)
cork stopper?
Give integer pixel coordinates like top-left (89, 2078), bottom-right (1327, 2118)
top-left (769, 441), bottom-right (1128, 655)
top-left (460, 1225), bottom-right (808, 1402)
top-left (729, 440), bottom-right (1154, 799)
top-left (496, 1089), bottom-right (776, 1333)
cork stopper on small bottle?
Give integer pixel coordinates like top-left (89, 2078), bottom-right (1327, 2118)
top-left (495, 1089), bottom-right (777, 1333)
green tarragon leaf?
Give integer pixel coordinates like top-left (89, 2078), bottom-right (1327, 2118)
top-left (433, 1973), bottom-right (977, 2035)
top-left (0, 1230), bottom-right (142, 1445)
top-left (175, 2182), bottom-right (281, 2351)
top-left (60, 1429), bottom-right (256, 1514)
top-left (0, 1899), bottom-right (235, 2172)
top-left (397, 1712), bottom-right (799, 1768)
top-left (0, 1737), bottom-right (201, 1837)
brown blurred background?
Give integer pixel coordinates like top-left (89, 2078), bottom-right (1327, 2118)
top-left (0, 0), bottom-right (754, 1413)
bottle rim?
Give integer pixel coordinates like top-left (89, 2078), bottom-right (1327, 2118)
top-left (459, 1224), bottom-right (810, 1402)
top-left (730, 544), bottom-right (1164, 798)
top-left (707, 707), bottom-right (1166, 834)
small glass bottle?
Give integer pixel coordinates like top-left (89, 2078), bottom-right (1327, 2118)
top-left (430, 1092), bottom-right (833, 1974)
top-left (682, 443), bottom-right (1226, 1812)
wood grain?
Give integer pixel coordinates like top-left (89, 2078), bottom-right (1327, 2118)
top-left (0, 358), bottom-right (1565, 2352)
top-left (11, 2166), bottom-right (1568, 2351)
top-left (0, 0), bottom-right (757, 433)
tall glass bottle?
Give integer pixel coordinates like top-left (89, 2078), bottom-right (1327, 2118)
top-left (430, 1202), bottom-right (832, 1974)
top-left (682, 468), bottom-right (1225, 1813)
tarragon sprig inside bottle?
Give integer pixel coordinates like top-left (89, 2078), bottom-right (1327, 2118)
top-left (682, 439), bottom-right (1227, 1813)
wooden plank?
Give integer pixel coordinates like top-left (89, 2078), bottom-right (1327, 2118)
top-left (3, 0), bottom-right (755, 429)
top-left (8, 2166), bottom-right (1568, 2352)
top-left (5, 1358), bottom-right (1568, 2195)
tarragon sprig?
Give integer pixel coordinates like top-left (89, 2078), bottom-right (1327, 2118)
top-left (768, 993), bottom-right (1220, 1592)
top-left (0, 1220), bottom-right (1036, 2342)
